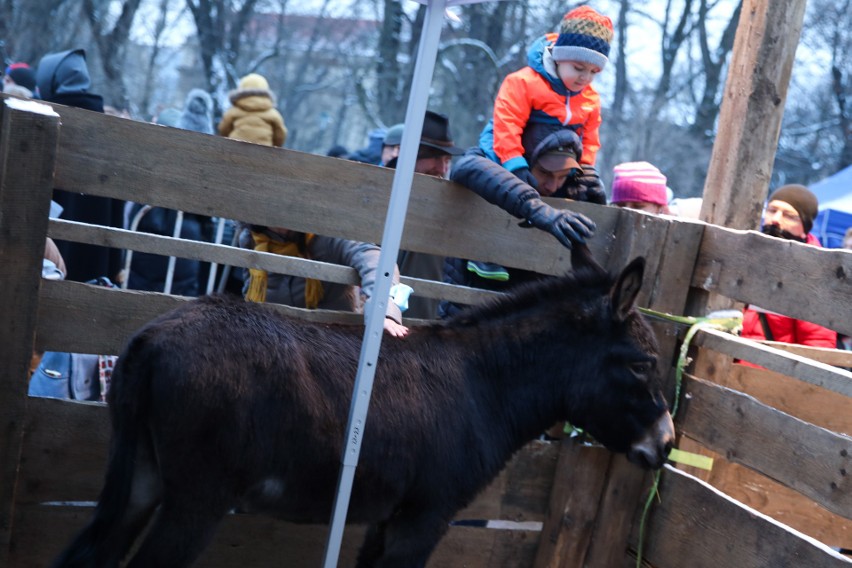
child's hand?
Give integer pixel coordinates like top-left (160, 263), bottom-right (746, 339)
top-left (513, 166), bottom-right (539, 189)
top-left (383, 317), bottom-right (409, 338)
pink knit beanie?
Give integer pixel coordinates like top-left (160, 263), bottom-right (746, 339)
top-left (611, 162), bottom-right (668, 206)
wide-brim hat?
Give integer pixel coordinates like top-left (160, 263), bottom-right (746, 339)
top-left (419, 110), bottom-right (464, 156)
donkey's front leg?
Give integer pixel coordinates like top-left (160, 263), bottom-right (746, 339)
top-left (356, 508), bottom-right (449, 568)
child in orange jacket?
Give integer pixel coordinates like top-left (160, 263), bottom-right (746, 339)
top-left (480, 6), bottom-right (613, 203)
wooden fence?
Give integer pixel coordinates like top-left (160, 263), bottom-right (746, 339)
top-left (0, 96), bottom-right (850, 567)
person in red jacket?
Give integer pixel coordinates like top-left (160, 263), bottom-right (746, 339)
top-left (740, 185), bottom-right (837, 353)
top-left (479, 6), bottom-right (613, 204)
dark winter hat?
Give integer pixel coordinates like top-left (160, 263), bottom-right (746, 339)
top-left (5, 63), bottom-right (37, 92)
top-left (551, 6), bottom-right (614, 70)
top-left (419, 111), bottom-right (464, 156)
top-left (383, 123), bottom-right (405, 147)
top-left (767, 184), bottom-right (819, 234)
top-left (525, 128), bottom-right (583, 172)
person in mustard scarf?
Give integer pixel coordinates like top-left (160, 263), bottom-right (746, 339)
top-left (239, 225), bottom-right (409, 337)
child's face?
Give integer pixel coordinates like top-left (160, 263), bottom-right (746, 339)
top-left (556, 60), bottom-right (601, 91)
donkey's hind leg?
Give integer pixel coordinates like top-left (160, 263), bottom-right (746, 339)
top-left (51, 427), bottom-right (162, 568)
top-left (123, 488), bottom-right (232, 568)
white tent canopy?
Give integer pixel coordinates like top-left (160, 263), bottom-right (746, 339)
top-left (810, 165), bottom-right (852, 248)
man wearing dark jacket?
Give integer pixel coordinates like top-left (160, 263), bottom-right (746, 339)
top-left (439, 129), bottom-right (600, 318)
top-left (36, 49), bottom-right (125, 283)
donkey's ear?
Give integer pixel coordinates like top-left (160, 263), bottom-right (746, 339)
top-left (611, 257), bottom-right (645, 321)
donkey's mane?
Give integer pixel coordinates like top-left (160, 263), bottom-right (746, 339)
top-left (446, 266), bottom-right (614, 328)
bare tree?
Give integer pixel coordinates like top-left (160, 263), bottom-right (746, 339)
top-left (688, 0), bottom-right (741, 139)
top-left (185, 0), bottom-right (260, 95)
top-left (83, 0), bottom-right (143, 110)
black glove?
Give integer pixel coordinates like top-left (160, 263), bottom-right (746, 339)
top-left (519, 198), bottom-right (596, 249)
top-left (512, 166), bottom-right (539, 189)
top-left (577, 166), bottom-right (606, 205)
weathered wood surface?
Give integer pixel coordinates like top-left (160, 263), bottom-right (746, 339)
top-left (11, 505), bottom-right (542, 568)
top-left (678, 375), bottom-right (851, 521)
top-left (47, 218), bottom-right (502, 306)
top-left (725, 363), bottom-right (852, 435)
top-left (12, 396), bottom-right (556, 567)
top-left (0, 99), bottom-right (61, 564)
top-left (46, 102), bottom-right (621, 275)
top-left (634, 465), bottom-right (852, 568)
top-left (691, 224), bottom-right (852, 337)
top-left (699, 0), bottom-right (807, 230)
top-left (674, 440), bottom-right (852, 550)
top-left (693, 327), bottom-right (852, 397)
top-left (530, 215), bottom-right (706, 568)
top-left (532, 443), bottom-right (613, 568)
top-left (756, 341), bottom-right (852, 368)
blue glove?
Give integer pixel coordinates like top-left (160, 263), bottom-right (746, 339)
top-left (519, 198), bottom-right (596, 249)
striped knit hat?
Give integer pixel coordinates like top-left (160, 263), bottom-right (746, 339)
top-left (551, 6), bottom-right (614, 70)
top-left (611, 162), bottom-right (668, 206)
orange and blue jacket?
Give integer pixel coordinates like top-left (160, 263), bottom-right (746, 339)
top-left (479, 33), bottom-right (602, 171)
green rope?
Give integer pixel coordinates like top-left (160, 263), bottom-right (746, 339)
top-left (633, 308), bottom-right (741, 568)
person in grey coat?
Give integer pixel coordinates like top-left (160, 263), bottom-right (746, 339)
top-left (178, 88), bottom-right (215, 134)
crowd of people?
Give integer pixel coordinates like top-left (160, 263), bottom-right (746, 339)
top-left (6, 5), bottom-right (850, 403)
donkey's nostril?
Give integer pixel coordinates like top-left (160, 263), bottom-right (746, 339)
top-left (664, 441), bottom-right (673, 456)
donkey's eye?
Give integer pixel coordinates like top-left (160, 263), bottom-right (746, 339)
top-left (629, 361), bottom-right (654, 380)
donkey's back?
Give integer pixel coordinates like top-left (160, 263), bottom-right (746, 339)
top-left (53, 259), bottom-right (674, 568)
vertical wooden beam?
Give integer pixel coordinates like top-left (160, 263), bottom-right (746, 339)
top-left (534, 211), bottom-right (705, 568)
top-left (699, 0), bottom-right (807, 230)
top-left (0, 97), bottom-right (61, 564)
top-left (689, 0), bottom-right (808, 384)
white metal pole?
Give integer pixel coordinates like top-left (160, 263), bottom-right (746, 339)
top-left (321, 0), bottom-right (448, 565)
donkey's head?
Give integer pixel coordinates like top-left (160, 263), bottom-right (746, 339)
top-left (565, 257), bottom-right (674, 469)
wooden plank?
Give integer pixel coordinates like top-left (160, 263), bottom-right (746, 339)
top-left (678, 374), bottom-right (852, 520)
top-left (0, 98), bottom-right (61, 563)
top-left (699, 0), bottom-right (807, 231)
top-left (757, 341), bottom-right (852, 368)
top-left (47, 218), bottom-right (501, 306)
top-left (456, 440), bottom-right (559, 522)
top-left (691, 225), bottom-right (852, 336)
top-left (569, 217), bottom-right (705, 568)
top-left (693, 327), bottom-right (852, 397)
top-left (17, 396), bottom-right (555, 520)
top-left (726, 363), bottom-right (852, 434)
top-left (9, 504), bottom-right (540, 568)
top-left (672, 442), bottom-right (852, 549)
top-left (533, 443), bottom-right (612, 568)
top-left (634, 465), bottom-right (852, 568)
top-left (45, 103), bottom-right (624, 275)
top-left (34, 279), bottom-right (372, 355)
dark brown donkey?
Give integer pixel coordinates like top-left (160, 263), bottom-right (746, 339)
top-left (53, 256), bottom-right (673, 568)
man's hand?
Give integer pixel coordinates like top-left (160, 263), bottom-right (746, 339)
top-left (576, 166), bottom-right (606, 204)
top-left (384, 317), bottom-right (409, 338)
top-left (519, 198), bottom-right (596, 249)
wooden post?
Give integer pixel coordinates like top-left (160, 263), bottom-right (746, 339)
top-left (688, 0), bottom-right (808, 382)
top-left (0, 98), bottom-right (61, 564)
top-left (699, 0), bottom-right (807, 230)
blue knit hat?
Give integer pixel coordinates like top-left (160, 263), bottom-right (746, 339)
top-left (551, 6), bottom-right (614, 70)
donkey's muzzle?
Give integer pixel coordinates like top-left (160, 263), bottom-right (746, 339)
top-left (627, 412), bottom-right (675, 470)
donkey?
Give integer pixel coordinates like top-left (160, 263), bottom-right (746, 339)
top-left (52, 255), bottom-right (674, 568)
